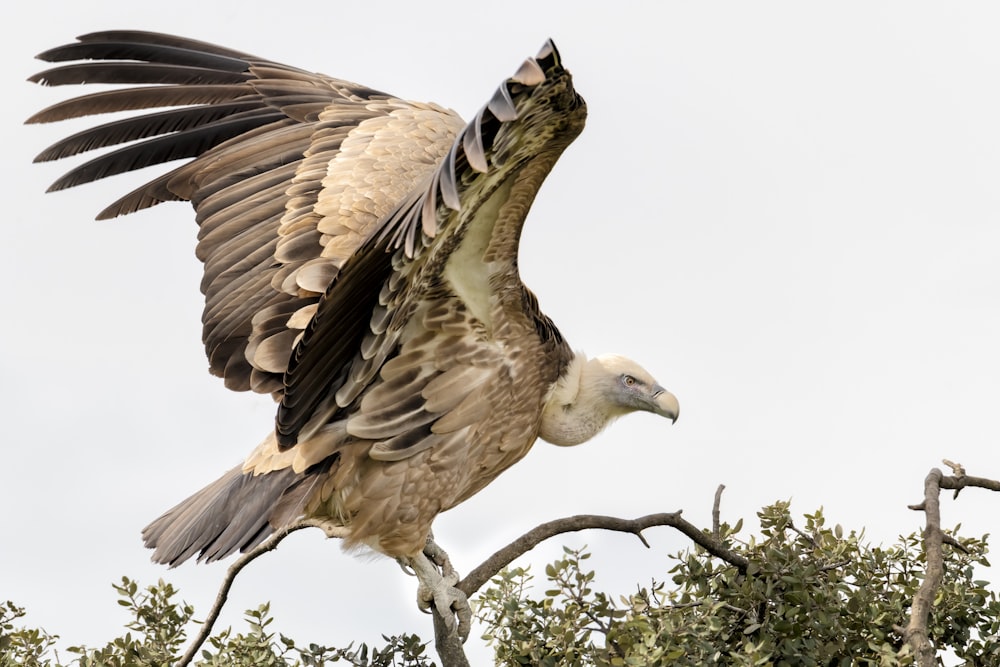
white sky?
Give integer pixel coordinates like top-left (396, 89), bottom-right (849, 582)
top-left (4, 2), bottom-right (1000, 663)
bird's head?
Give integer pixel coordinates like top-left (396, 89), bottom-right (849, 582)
top-left (589, 354), bottom-right (680, 423)
top-left (539, 353), bottom-right (678, 447)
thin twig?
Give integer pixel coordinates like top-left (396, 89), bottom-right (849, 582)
top-left (787, 519), bottom-right (820, 549)
top-left (713, 484), bottom-right (725, 539)
top-left (942, 459), bottom-right (966, 477)
top-left (670, 600), bottom-right (751, 617)
top-left (176, 522), bottom-right (315, 667)
top-left (942, 533), bottom-right (969, 554)
top-left (818, 559), bottom-right (851, 573)
top-left (553, 563), bottom-right (621, 658)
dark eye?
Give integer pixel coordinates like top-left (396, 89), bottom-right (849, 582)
top-left (623, 375), bottom-right (636, 387)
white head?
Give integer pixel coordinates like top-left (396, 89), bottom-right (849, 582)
top-left (586, 355), bottom-right (680, 420)
top-left (539, 353), bottom-right (679, 447)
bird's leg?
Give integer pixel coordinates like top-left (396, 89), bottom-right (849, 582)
top-left (423, 534), bottom-right (459, 584)
top-left (398, 536), bottom-right (471, 642)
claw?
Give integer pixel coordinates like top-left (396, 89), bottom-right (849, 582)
top-left (396, 558), bottom-right (416, 577)
top-left (424, 535), bottom-right (459, 582)
top-left (404, 539), bottom-right (472, 642)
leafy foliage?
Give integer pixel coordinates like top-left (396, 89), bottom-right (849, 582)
top-left (63, 577), bottom-right (193, 666)
top-left (475, 503), bottom-right (1000, 666)
top-left (4, 503), bottom-right (998, 665)
top-left (2, 579), bottom-right (432, 667)
top-left (1, 600), bottom-right (58, 667)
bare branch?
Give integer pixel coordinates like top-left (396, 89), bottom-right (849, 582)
top-left (901, 468), bottom-right (946, 667)
top-left (431, 610), bottom-right (471, 667)
top-left (939, 473), bottom-right (1000, 496)
top-left (176, 521), bottom-right (316, 667)
top-left (901, 463), bottom-right (1000, 665)
top-left (942, 459), bottom-right (966, 477)
top-left (713, 485), bottom-right (726, 539)
top-left (458, 511), bottom-right (748, 597)
top-left (942, 533), bottom-right (970, 554)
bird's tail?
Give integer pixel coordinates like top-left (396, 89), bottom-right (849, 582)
top-left (142, 463), bottom-right (326, 566)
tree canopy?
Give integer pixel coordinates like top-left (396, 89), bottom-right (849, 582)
top-left (5, 467), bottom-right (999, 666)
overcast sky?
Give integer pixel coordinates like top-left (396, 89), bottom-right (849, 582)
top-left (4, 2), bottom-right (1000, 663)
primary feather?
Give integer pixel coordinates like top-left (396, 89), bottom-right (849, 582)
top-left (29, 31), bottom-right (678, 565)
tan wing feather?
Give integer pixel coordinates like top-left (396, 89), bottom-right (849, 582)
top-left (29, 31), bottom-right (465, 396)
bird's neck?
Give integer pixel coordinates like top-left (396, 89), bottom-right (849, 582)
top-left (538, 354), bottom-right (620, 446)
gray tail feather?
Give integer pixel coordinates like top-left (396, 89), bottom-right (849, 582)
top-left (142, 463), bottom-right (327, 566)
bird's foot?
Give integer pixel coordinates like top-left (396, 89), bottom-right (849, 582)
top-left (423, 534), bottom-right (460, 583)
top-left (400, 540), bottom-right (471, 642)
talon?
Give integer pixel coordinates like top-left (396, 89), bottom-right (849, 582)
top-left (396, 558), bottom-right (417, 578)
top-left (424, 536), bottom-right (460, 583)
top-left (416, 585), bottom-right (434, 614)
top-left (405, 546), bottom-right (472, 642)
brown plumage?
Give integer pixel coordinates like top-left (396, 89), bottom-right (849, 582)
top-left (28, 32), bottom-right (679, 568)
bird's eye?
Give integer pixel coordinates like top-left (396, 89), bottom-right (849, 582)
top-left (623, 375), bottom-right (636, 387)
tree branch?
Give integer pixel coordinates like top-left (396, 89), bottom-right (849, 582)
top-left (168, 462), bottom-right (1000, 667)
top-left (431, 608), bottom-right (471, 667)
top-left (176, 502), bottom-right (751, 667)
top-left (787, 519), bottom-right (820, 549)
top-left (176, 520), bottom-right (331, 667)
top-left (458, 511), bottom-right (748, 597)
top-left (901, 463), bottom-right (1000, 666)
top-left (938, 473), bottom-right (1000, 495)
top-left (713, 484), bottom-right (725, 539)
top-left (901, 469), bottom-right (944, 667)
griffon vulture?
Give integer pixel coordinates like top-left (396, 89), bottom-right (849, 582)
top-left (28, 31), bottom-right (679, 637)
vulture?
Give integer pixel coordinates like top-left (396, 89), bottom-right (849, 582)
top-left (28, 31), bottom-right (679, 637)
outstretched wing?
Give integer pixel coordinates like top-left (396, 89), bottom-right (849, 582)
top-left (274, 40), bottom-right (584, 452)
top-left (28, 30), bottom-right (465, 395)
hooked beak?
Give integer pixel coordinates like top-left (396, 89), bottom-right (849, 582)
top-left (649, 385), bottom-right (680, 424)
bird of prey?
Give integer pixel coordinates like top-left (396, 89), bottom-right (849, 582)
top-left (28, 31), bottom-right (679, 637)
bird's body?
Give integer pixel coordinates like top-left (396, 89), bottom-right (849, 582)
top-left (29, 32), bottom-right (678, 571)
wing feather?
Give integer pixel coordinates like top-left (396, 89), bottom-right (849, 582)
top-left (283, 40), bottom-right (583, 462)
top-left (29, 62), bottom-right (251, 87)
top-left (34, 102), bottom-right (260, 161)
top-left (421, 365), bottom-right (493, 412)
top-left (29, 31), bottom-right (464, 398)
top-left (31, 33), bottom-right (581, 473)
